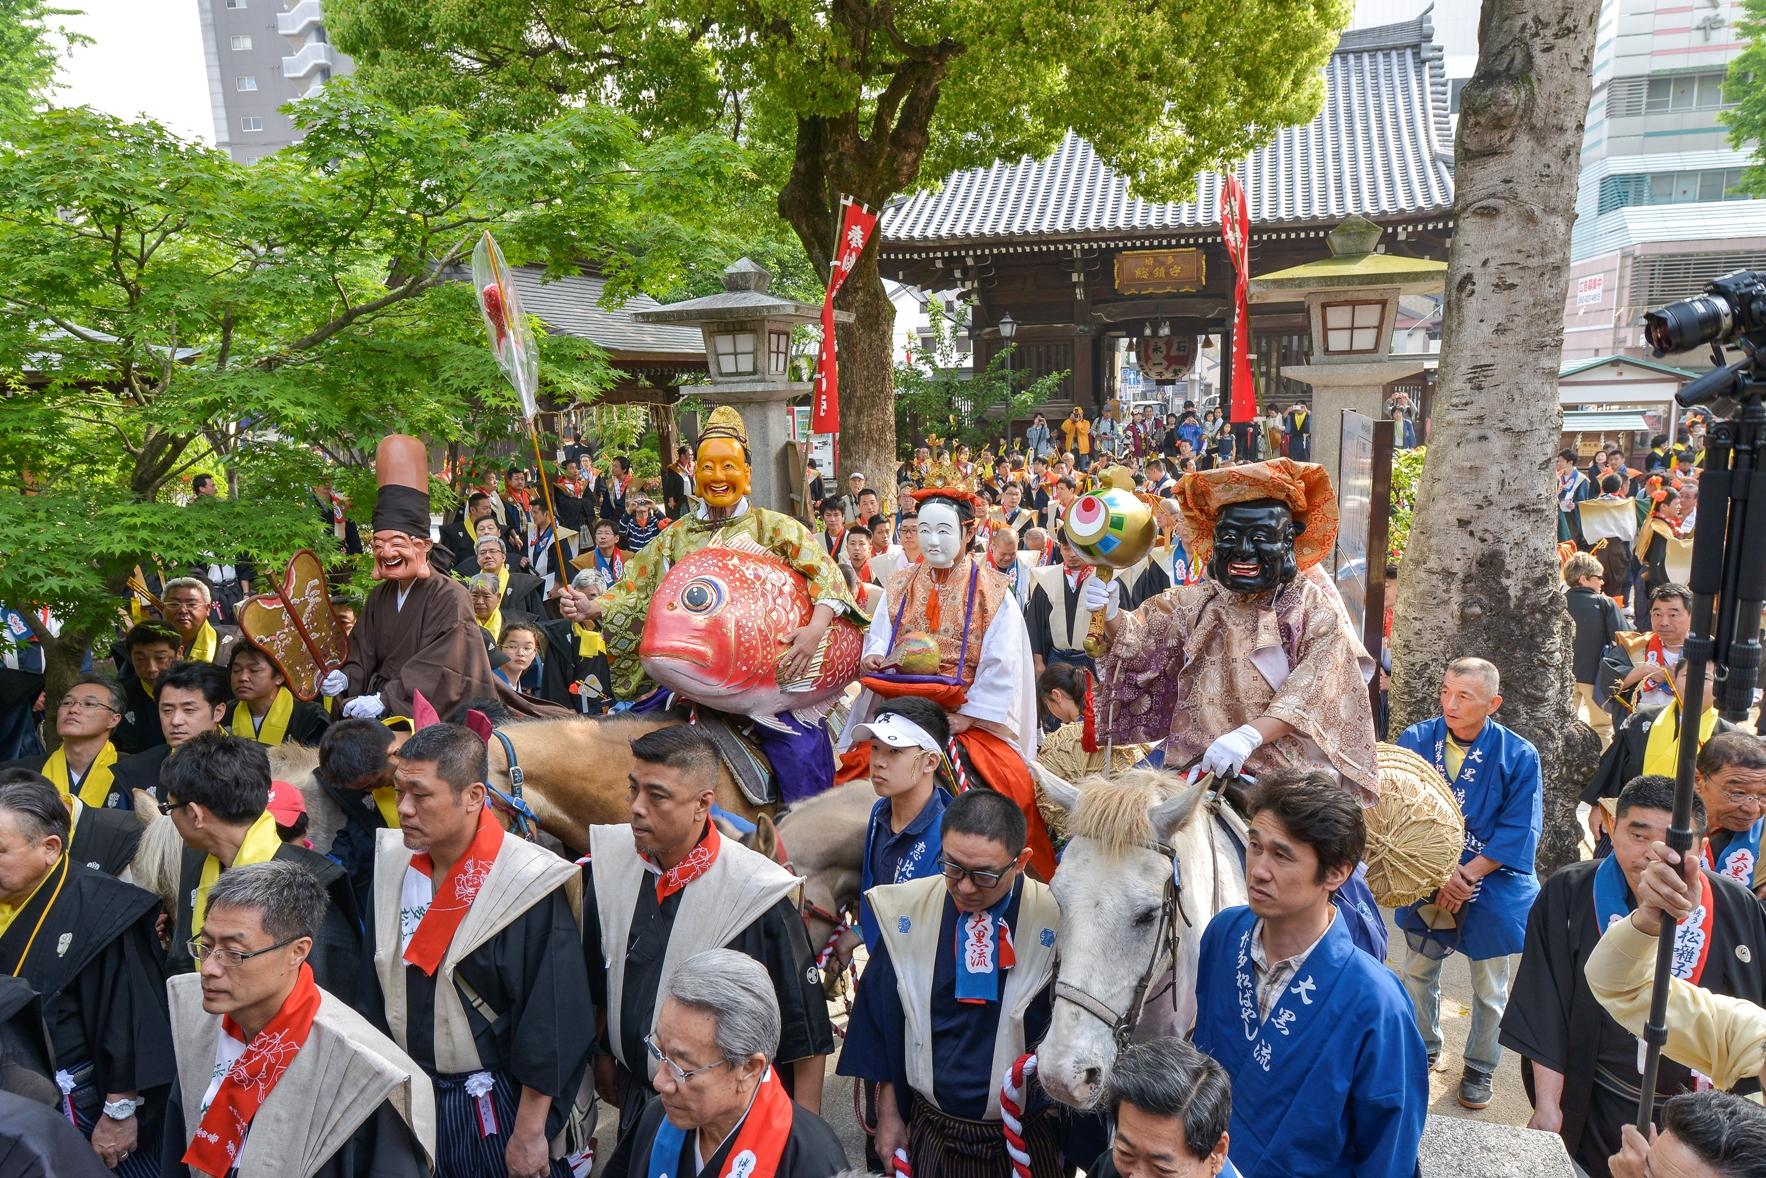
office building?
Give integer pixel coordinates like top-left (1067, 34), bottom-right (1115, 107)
top-left (197, 0), bottom-right (352, 162)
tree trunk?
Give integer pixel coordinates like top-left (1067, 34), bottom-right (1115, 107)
top-left (1390, 0), bottom-right (1604, 878)
top-left (836, 250), bottom-right (898, 495)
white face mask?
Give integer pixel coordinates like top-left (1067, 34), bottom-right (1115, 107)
top-left (917, 500), bottom-right (965, 569)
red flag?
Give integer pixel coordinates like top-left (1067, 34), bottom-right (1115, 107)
top-left (1220, 173), bottom-right (1258, 424)
top-left (812, 197), bottom-right (880, 435)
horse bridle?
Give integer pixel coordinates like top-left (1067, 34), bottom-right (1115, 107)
top-left (1051, 837), bottom-right (1192, 1048)
top-left (486, 729), bottom-right (540, 842)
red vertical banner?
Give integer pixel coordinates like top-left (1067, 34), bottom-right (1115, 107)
top-left (1220, 173), bottom-right (1258, 423)
top-left (812, 196), bottom-right (880, 435)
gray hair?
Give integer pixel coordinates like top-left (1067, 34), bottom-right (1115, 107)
top-left (1103, 1037), bottom-right (1232, 1160)
top-left (1444, 656), bottom-right (1500, 697)
top-left (467, 573), bottom-right (500, 594)
top-left (204, 860), bottom-right (328, 944)
top-left (162, 576), bottom-right (211, 602)
top-left (67, 672), bottom-right (125, 714)
top-left (0, 774), bottom-right (70, 845)
top-left (571, 568), bottom-right (607, 593)
top-left (664, 949), bottom-right (780, 1065)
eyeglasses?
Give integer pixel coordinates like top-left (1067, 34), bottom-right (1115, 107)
top-left (643, 1034), bottom-right (730, 1084)
top-left (1720, 790), bottom-right (1766, 809)
top-left (57, 698), bottom-right (117, 713)
top-left (937, 856), bottom-right (1014, 889)
top-left (156, 799), bottom-right (190, 816)
top-left (187, 935), bottom-right (301, 969)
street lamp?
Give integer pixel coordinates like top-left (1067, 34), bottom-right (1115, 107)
top-left (998, 311), bottom-right (1017, 388)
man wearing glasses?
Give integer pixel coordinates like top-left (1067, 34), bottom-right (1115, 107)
top-left (162, 860), bottom-right (435, 1178)
top-left (3, 674), bottom-right (143, 874)
top-left (601, 950), bottom-right (848, 1178)
top-left (159, 732), bottom-right (364, 1008)
top-left (840, 787), bottom-right (1064, 1176)
top-left (0, 773), bottom-right (170, 1175)
top-left (1694, 731), bottom-right (1766, 902)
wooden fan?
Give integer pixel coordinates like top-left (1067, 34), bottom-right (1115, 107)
top-left (237, 550), bottom-right (349, 701)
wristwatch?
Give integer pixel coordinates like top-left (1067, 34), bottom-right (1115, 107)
top-left (102, 1097), bottom-right (143, 1120)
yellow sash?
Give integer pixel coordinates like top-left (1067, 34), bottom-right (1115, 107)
top-left (496, 565), bottom-right (510, 597)
top-left (1642, 702), bottom-right (1719, 777)
top-left (478, 606), bottom-right (503, 641)
top-left (0, 858), bottom-right (60, 941)
top-left (371, 786), bottom-right (400, 829)
top-left (231, 688), bottom-right (294, 746)
top-left (186, 621), bottom-right (218, 664)
top-left (43, 742), bottom-right (118, 810)
top-left (192, 811), bottom-right (282, 941)
top-left (573, 623), bottom-right (605, 659)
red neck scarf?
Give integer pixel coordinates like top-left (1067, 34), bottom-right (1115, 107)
top-left (649, 822), bottom-right (721, 902)
top-left (404, 806), bottom-right (505, 976)
top-left (646, 1064), bottom-right (793, 1178)
top-left (183, 963), bottom-right (322, 1177)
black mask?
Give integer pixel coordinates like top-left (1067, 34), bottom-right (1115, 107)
top-left (1208, 500), bottom-right (1300, 594)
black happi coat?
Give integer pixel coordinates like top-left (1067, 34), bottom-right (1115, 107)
top-left (1500, 862), bottom-right (1766, 1177)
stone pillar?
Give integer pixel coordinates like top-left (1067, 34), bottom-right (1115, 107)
top-left (1282, 360), bottom-right (1428, 482)
top-left (713, 386), bottom-right (797, 514)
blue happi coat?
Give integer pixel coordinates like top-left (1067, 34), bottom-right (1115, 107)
top-left (1193, 906), bottom-right (1428, 1177)
top-left (857, 789), bottom-right (950, 949)
top-left (1394, 716), bottom-right (1542, 960)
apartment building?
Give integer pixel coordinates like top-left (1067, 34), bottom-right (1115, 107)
top-left (197, 0), bottom-right (352, 162)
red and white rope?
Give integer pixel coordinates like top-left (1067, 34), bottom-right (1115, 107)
top-left (890, 1147), bottom-right (913, 1176)
top-left (947, 738), bottom-right (971, 793)
top-left (1000, 1051), bottom-right (1039, 1178)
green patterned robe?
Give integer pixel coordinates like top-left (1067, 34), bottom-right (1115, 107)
top-left (598, 502), bottom-right (863, 701)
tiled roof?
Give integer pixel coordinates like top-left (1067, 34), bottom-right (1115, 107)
top-left (501, 266), bottom-right (705, 359)
top-left (882, 15), bottom-right (1454, 250)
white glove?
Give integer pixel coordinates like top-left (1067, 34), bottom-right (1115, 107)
top-left (1080, 574), bottom-right (1120, 620)
top-left (342, 693), bottom-right (385, 720)
top-left (320, 669), bottom-right (349, 697)
top-left (1201, 723), bottom-right (1264, 779)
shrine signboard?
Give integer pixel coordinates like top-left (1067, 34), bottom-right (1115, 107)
top-left (1113, 249), bottom-right (1206, 295)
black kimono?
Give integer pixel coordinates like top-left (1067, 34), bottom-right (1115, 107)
top-left (1500, 862), bottom-right (1766, 1177)
top-left (70, 802), bottom-right (144, 876)
top-left (113, 674), bottom-right (164, 755)
top-left (220, 697), bottom-right (332, 747)
top-left (159, 1090), bottom-right (429, 1178)
top-left (364, 884), bottom-right (593, 1145)
top-left (109, 743), bottom-right (172, 803)
top-left (0, 861), bottom-right (173, 1171)
top-left (1580, 707), bottom-right (1736, 808)
top-left (603, 1091), bottom-right (848, 1178)
top-left (535, 617), bottom-right (613, 714)
top-left (0, 1090), bottom-right (114, 1178)
top-left (167, 842), bottom-right (366, 1010)
top-left (581, 862), bottom-right (835, 1122)
top-left (1026, 572), bottom-right (1095, 672)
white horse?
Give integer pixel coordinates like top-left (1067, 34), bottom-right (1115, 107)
top-left (1033, 765), bottom-right (1248, 1109)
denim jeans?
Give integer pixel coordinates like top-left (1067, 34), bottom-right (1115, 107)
top-left (1399, 944), bottom-right (1513, 1076)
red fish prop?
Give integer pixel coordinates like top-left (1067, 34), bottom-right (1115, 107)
top-left (640, 536), bottom-right (862, 730)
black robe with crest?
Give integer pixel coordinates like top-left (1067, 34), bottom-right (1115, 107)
top-left (602, 1089), bottom-right (848, 1178)
top-left (1499, 861), bottom-right (1766, 1177)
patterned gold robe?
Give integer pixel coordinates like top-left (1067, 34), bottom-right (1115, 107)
top-left (1097, 566), bottom-right (1379, 802)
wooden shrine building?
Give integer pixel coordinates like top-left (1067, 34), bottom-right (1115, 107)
top-left (878, 14), bottom-right (1457, 422)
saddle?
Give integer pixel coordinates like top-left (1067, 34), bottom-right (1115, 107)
top-left (692, 711), bottom-right (778, 808)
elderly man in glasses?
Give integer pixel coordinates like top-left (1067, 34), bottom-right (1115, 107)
top-left (602, 950), bottom-right (848, 1178)
top-left (1692, 731), bottom-right (1766, 901)
top-left (162, 860), bottom-right (434, 1178)
top-left (0, 772), bottom-right (170, 1175)
top-left (840, 787), bottom-right (1068, 1177)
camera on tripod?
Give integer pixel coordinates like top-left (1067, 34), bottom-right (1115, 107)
top-left (1644, 269), bottom-right (1766, 356)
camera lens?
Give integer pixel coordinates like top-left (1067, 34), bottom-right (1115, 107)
top-left (1645, 294), bottom-right (1734, 354)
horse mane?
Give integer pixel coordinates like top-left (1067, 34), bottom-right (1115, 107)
top-left (1069, 768), bottom-right (1178, 859)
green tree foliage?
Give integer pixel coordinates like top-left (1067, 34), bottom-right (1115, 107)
top-left (1726, 1), bottom-right (1766, 188)
top-left (0, 0), bottom-right (84, 126)
top-left (0, 84), bottom-right (750, 690)
top-left (893, 304), bottom-right (1063, 457)
top-left (327, 0), bottom-right (1355, 493)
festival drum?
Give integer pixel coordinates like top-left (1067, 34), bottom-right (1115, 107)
top-left (1362, 743), bottom-right (1466, 908)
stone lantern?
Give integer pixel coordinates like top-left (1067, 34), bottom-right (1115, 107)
top-left (1248, 215), bottom-right (1447, 477)
top-left (635, 257), bottom-right (850, 512)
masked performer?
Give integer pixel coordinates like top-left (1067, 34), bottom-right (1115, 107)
top-left (836, 480), bottom-right (1052, 881)
top-left (323, 436), bottom-right (562, 723)
top-left (1086, 458), bottom-right (1378, 801)
top-left (560, 408), bottom-right (862, 802)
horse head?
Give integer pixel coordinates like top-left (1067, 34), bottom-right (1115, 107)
top-left (1038, 765), bottom-right (1214, 1109)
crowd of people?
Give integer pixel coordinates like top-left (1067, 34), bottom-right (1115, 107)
top-left (0, 395), bottom-right (1764, 1178)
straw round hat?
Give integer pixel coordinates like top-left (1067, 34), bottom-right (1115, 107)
top-left (1363, 742), bottom-right (1467, 908)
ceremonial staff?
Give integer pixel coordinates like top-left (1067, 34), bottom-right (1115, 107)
top-left (473, 231), bottom-right (572, 588)
top-left (1633, 270), bottom-right (1766, 1131)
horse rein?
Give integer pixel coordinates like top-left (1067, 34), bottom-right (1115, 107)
top-left (486, 729), bottom-right (540, 842)
top-left (1052, 836), bottom-right (1188, 1048)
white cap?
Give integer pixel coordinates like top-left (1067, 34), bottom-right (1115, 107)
top-left (850, 712), bottom-right (942, 754)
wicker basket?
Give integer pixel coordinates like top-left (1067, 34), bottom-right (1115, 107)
top-left (1363, 743), bottom-right (1466, 909)
top-left (1032, 723), bottom-right (1152, 842)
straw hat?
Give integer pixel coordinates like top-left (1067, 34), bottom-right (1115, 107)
top-left (1363, 742), bottom-right (1467, 908)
